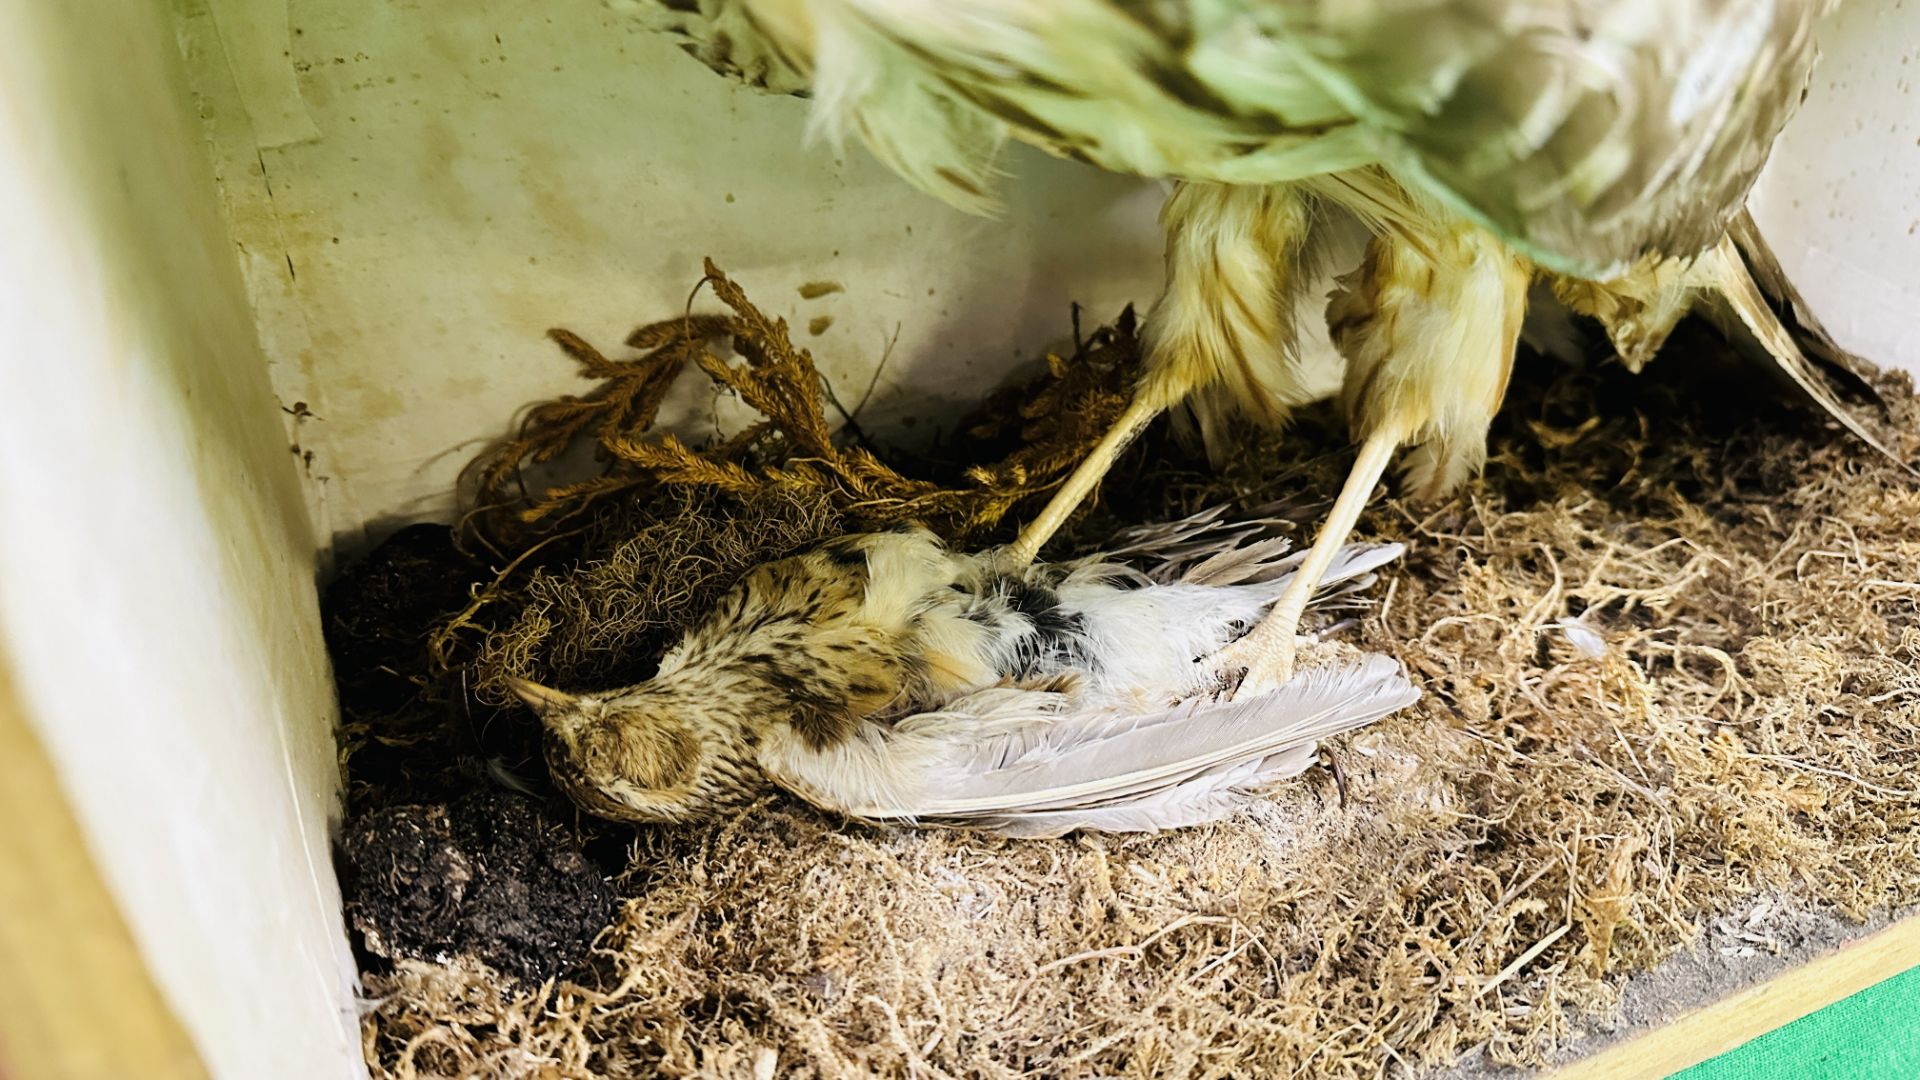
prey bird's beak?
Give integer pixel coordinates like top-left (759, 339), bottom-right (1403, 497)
top-left (505, 676), bottom-right (576, 716)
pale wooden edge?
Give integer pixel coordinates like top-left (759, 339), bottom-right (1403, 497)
top-left (0, 657), bottom-right (208, 1080)
top-left (1548, 913), bottom-right (1920, 1080)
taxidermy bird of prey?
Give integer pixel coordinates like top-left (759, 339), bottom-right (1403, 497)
top-left (508, 509), bottom-right (1417, 837)
top-left (630, 0), bottom-right (1902, 694)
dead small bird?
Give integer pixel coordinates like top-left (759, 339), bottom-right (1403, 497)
top-left (507, 508), bottom-right (1417, 837)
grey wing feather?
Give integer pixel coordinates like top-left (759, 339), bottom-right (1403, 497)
top-left (1086, 503), bottom-right (1405, 590)
top-left (967, 752), bottom-right (1317, 838)
top-left (1095, 504), bottom-right (1292, 584)
top-left (1177, 535), bottom-right (1302, 587)
top-left (1265, 541), bottom-right (1407, 596)
top-left (848, 654), bottom-right (1417, 836)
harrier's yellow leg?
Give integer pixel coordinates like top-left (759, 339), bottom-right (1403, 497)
top-left (1219, 216), bottom-right (1530, 693)
top-left (1213, 426), bottom-right (1403, 692)
top-left (1006, 181), bottom-right (1315, 567)
top-left (1005, 391), bottom-right (1165, 566)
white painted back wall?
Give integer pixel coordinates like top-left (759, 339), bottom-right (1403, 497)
top-left (182, 0), bottom-right (1168, 553)
top-left (1747, 2), bottom-right (1920, 376)
top-left (0, 2), bottom-right (361, 1078)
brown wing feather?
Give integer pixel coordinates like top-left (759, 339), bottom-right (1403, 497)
top-left (1260, 0), bottom-right (1834, 276)
top-left (1725, 208), bottom-right (1890, 400)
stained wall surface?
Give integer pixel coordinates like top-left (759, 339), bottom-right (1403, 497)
top-left (182, 0), bottom-right (1169, 552)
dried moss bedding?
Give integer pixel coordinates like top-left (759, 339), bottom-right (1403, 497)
top-left (333, 268), bottom-right (1920, 1078)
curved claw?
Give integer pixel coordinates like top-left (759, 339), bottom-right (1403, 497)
top-left (1213, 627), bottom-right (1299, 700)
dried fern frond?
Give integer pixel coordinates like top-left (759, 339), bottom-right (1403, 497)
top-left (458, 260), bottom-right (1144, 552)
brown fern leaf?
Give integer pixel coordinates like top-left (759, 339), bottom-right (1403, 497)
top-left (626, 313), bottom-right (733, 351)
top-left (519, 474), bottom-right (653, 524)
top-left (460, 263), bottom-right (1148, 552)
top-left (607, 434), bottom-right (764, 495)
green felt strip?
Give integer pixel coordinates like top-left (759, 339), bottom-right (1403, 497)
top-left (1675, 964), bottom-right (1920, 1080)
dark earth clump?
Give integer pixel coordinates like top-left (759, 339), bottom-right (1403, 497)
top-left (326, 523), bottom-right (624, 985)
top-left (338, 788), bottom-right (617, 983)
top-left (323, 523), bottom-right (496, 807)
top-left (323, 522), bottom-right (480, 719)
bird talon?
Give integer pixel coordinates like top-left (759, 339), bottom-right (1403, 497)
top-left (1320, 748), bottom-right (1349, 809)
top-left (1236, 664), bottom-right (1294, 699)
top-left (1211, 633), bottom-right (1297, 700)
top-left (1212, 663), bottom-right (1249, 700)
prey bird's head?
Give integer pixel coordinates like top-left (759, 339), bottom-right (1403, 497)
top-left (506, 675), bottom-right (763, 824)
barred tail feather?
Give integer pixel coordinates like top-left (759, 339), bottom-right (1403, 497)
top-left (1695, 235), bottom-right (1914, 475)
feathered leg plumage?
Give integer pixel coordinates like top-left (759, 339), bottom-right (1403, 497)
top-left (1217, 214), bottom-right (1531, 693)
top-left (1008, 182), bottom-right (1321, 566)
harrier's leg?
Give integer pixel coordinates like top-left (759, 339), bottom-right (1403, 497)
top-left (1006, 182), bottom-right (1314, 566)
top-left (1218, 219), bottom-right (1530, 693)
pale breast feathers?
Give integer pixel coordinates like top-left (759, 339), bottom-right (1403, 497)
top-left (636, 0), bottom-right (1828, 272)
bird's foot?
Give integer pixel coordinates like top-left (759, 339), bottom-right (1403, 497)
top-left (1212, 625), bottom-right (1299, 699)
